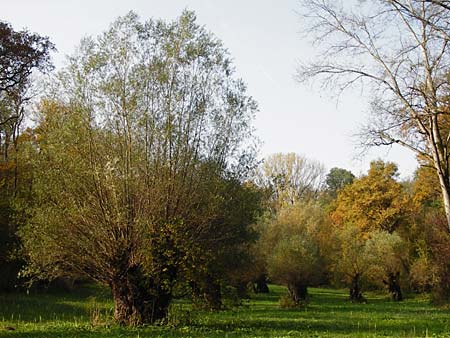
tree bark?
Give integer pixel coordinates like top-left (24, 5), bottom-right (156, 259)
top-left (384, 272), bottom-right (403, 301)
top-left (253, 274), bottom-right (269, 294)
top-left (203, 275), bottom-right (222, 311)
top-left (111, 266), bottom-right (171, 325)
top-left (349, 273), bottom-right (365, 302)
top-left (288, 283), bottom-right (308, 303)
top-left (435, 167), bottom-right (450, 232)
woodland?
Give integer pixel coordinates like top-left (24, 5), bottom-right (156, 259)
top-left (1, 1), bottom-right (450, 337)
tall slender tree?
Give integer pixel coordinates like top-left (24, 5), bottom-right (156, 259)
top-left (297, 0), bottom-right (450, 230)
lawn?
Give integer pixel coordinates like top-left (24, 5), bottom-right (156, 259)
top-left (1, 284), bottom-right (450, 337)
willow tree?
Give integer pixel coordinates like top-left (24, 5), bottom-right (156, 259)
top-left (263, 202), bottom-right (327, 303)
top-left (20, 11), bottom-right (258, 325)
top-left (297, 0), bottom-right (450, 230)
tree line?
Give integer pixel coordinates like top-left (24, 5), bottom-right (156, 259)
top-left (254, 155), bottom-right (447, 306)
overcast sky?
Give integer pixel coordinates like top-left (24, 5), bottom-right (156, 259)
top-left (2, 0), bottom-right (419, 178)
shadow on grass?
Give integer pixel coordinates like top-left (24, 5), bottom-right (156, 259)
top-left (2, 285), bottom-right (450, 337)
top-left (193, 286), bottom-right (450, 337)
top-left (0, 284), bottom-right (112, 323)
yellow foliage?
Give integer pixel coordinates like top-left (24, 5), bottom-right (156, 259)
top-left (331, 160), bottom-right (409, 234)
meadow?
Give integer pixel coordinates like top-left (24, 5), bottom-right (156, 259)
top-left (1, 285), bottom-right (450, 337)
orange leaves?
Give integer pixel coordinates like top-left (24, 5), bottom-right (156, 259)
top-left (331, 160), bottom-right (409, 234)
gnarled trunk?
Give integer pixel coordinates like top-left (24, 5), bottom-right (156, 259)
top-left (288, 282), bottom-right (308, 303)
top-left (203, 275), bottom-right (222, 311)
top-left (111, 266), bottom-right (172, 325)
top-left (384, 272), bottom-right (403, 301)
top-left (349, 273), bottom-right (365, 302)
top-left (191, 276), bottom-right (222, 311)
top-left (253, 274), bottom-right (269, 294)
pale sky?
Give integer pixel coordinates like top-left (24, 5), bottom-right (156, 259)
top-left (2, 0), bottom-right (419, 178)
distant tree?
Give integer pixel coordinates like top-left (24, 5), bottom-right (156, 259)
top-left (333, 226), bottom-right (407, 302)
top-left (332, 160), bottom-right (409, 234)
top-left (325, 167), bottom-right (355, 199)
top-left (410, 211), bottom-right (450, 302)
top-left (297, 0), bottom-right (450, 230)
top-left (412, 165), bottom-right (442, 210)
top-left (330, 161), bottom-right (411, 301)
top-left (364, 231), bottom-right (408, 301)
top-left (258, 153), bottom-right (325, 210)
top-left (332, 224), bottom-right (368, 302)
top-left (408, 167), bottom-right (450, 301)
top-left (19, 11), bottom-right (258, 325)
top-left (263, 202), bottom-right (327, 304)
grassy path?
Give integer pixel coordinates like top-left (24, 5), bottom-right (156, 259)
top-left (1, 285), bottom-right (450, 337)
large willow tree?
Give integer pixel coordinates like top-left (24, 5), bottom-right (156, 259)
top-left (20, 11), bottom-right (259, 325)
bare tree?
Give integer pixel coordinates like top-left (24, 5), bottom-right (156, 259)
top-left (258, 153), bottom-right (325, 209)
top-left (297, 0), bottom-right (450, 230)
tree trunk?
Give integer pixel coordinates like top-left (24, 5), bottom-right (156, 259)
top-left (435, 167), bottom-right (450, 232)
top-left (253, 274), bottom-right (269, 294)
top-left (384, 272), bottom-right (403, 301)
top-left (111, 266), bottom-right (172, 325)
top-left (203, 275), bottom-right (222, 311)
top-left (288, 283), bottom-right (308, 303)
top-left (349, 273), bottom-right (365, 302)
top-left (191, 276), bottom-right (222, 311)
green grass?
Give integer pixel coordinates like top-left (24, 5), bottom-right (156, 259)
top-left (1, 285), bottom-right (450, 337)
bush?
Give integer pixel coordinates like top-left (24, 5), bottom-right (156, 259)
top-left (279, 293), bottom-right (308, 308)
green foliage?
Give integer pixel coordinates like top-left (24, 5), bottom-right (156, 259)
top-left (263, 202), bottom-right (327, 302)
top-left (325, 167), bottom-right (355, 198)
top-left (332, 224), bottom-right (368, 286)
top-left (18, 11), bottom-right (259, 325)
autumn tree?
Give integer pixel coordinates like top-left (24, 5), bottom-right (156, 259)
top-left (19, 11), bottom-right (258, 325)
top-left (0, 20), bottom-right (53, 135)
top-left (412, 165), bottom-right (442, 210)
top-left (297, 0), bottom-right (450, 230)
top-left (332, 160), bottom-right (409, 234)
top-left (333, 226), bottom-right (408, 302)
top-left (330, 161), bottom-right (410, 301)
top-left (408, 165), bottom-right (450, 300)
top-left (0, 21), bottom-right (53, 94)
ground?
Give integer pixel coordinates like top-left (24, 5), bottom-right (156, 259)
top-left (1, 284), bottom-right (450, 337)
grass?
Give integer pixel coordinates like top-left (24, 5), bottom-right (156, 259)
top-left (1, 284), bottom-right (450, 337)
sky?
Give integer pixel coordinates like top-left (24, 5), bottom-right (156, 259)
top-left (2, 0), bottom-right (419, 179)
